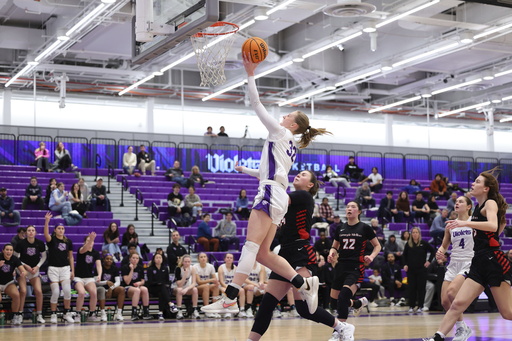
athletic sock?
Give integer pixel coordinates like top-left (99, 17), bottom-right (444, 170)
top-left (290, 274), bottom-right (305, 289)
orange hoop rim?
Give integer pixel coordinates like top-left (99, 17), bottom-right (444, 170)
top-left (192, 21), bottom-right (239, 38)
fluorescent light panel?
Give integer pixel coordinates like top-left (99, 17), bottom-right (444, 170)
top-left (35, 40), bottom-right (65, 62)
top-left (266, 0), bottom-right (297, 15)
top-left (119, 74), bottom-right (155, 96)
top-left (202, 81), bottom-right (246, 101)
top-left (474, 21), bottom-right (512, 39)
top-left (494, 68), bottom-right (512, 78)
top-left (376, 0), bottom-right (440, 29)
top-left (5, 64), bottom-right (36, 87)
top-left (255, 61), bottom-right (293, 79)
top-left (335, 69), bottom-right (381, 87)
top-left (500, 116), bottom-right (512, 123)
top-left (438, 101), bottom-right (490, 118)
top-left (66, 3), bottom-right (107, 36)
top-left (392, 42), bottom-right (459, 68)
top-left (278, 85), bottom-right (336, 107)
top-left (368, 96), bottom-right (421, 113)
top-left (302, 32), bottom-right (362, 59)
top-left (431, 78), bottom-right (482, 95)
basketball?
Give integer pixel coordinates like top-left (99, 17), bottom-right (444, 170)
top-left (242, 37), bottom-right (268, 63)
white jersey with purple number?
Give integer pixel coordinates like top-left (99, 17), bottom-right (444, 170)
top-left (193, 263), bottom-right (215, 282)
top-left (450, 226), bottom-right (474, 261)
top-left (218, 264), bottom-right (236, 285)
top-left (259, 129), bottom-right (296, 188)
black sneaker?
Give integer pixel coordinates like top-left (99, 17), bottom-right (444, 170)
top-left (142, 314), bottom-right (154, 320)
top-left (131, 314), bottom-right (139, 321)
top-left (422, 333), bottom-right (444, 341)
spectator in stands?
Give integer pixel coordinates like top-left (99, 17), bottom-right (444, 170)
top-left (383, 234), bottom-right (403, 259)
top-left (165, 160), bottom-right (191, 188)
top-left (430, 208), bottom-right (448, 246)
top-left (204, 126), bottom-right (217, 137)
top-left (22, 176), bottom-right (45, 210)
top-left (49, 182), bottom-right (72, 218)
top-left (78, 178), bottom-right (90, 201)
top-left (370, 218), bottom-right (385, 246)
top-left (99, 254), bottom-right (125, 321)
top-left (185, 186), bottom-right (203, 218)
top-left (411, 192), bottom-right (430, 223)
top-left (121, 243), bottom-right (143, 266)
top-left (175, 254), bottom-right (200, 319)
top-left (121, 224), bottom-right (141, 255)
top-left (313, 202), bottom-right (323, 223)
top-left (197, 213), bottom-right (219, 251)
top-left (402, 179), bottom-right (423, 195)
top-left (355, 182), bottom-right (376, 209)
top-left (69, 182), bottom-right (88, 218)
top-left (90, 178), bottom-right (110, 211)
top-left (323, 165), bottom-right (350, 188)
top-left (0, 187), bottom-right (21, 227)
top-left (218, 126), bottom-right (228, 137)
top-left (167, 183), bottom-right (192, 226)
top-left (218, 253), bottom-right (247, 317)
top-left (189, 165), bottom-right (207, 188)
top-left (51, 142), bottom-right (77, 173)
top-left (167, 230), bottom-right (187, 273)
top-left (235, 189), bottom-right (251, 220)
top-left (381, 253), bottom-right (407, 302)
top-left (122, 146), bottom-right (137, 175)
top-left (243, 262), bottom-right (267, 318)
top-left (15, 224), bottom-right (46, 324)
top-left (136, 145), bottom-right (156, 176)
top-left (343, 156), bottom-right (364, 181)
top-left (363, 268), bottom-right (384, 306)
top-left (319, 197), bottom-right (335, 223)
top-left (102, 222), bottom-right (122, 262)
top-left (430, 173), bottom-right (448, 199)
top-left (74, 232), bottom-right (102, 322)
top-left (446, 192), bottom-right (458, 215)
top-left (215, 212), bottom-right (239, 251)
top-left (360, 167), bottom-right (383, 193)
top-left (10, 227), bottom-right (26, 248)
top-left (44, 178), bottom-right (57, 209)
top-left (442, 175), bottom-right (465, 195)
top-left (427, 194), bottom-right (440, 224)
top-left (329, 215), bottom-right (343, 241)
top-left (403, 226), bottom-right (435, 313)
top-left (121, 252), bottom-right (153, 320)
top-left (397, 230), bottom-right (410, 251)
top-left (396, 191), bottom-right (412, 222)
top-left (314, 231), bottom-right (332, 260)
top-left (194, 252), bottom-right (220, 317)
top-left (34, 141), bottom-right (50, 172)
top-left (146, 253), bottom-right (179, 318)
top-left (0, 243), bottom-right (26, 325)
top-left (378, 191), bottom-right (398, 225)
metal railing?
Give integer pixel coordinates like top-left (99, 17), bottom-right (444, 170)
top-left (120, 177), bottom-right (128, 207)
top-left (335, 185), bottom-right (347, 211)
top-left (151, 202), bottom-right (159, 238)
top-left (134, 189), bottom-right (143, 221)
top-left (95, 154), bottom-right (101, 181)
top-left (107, 164), bottom-right (115, 194)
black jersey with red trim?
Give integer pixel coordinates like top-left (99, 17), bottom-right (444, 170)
top-left (334, 222), bottom-right (376, 263)
top-left (471, 199), bottom-right (501, 255)
top-left (277, 190), bottom-right (314, 246)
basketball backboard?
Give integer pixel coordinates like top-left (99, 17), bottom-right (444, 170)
top-left (133, 0), bottom-right (218, 65)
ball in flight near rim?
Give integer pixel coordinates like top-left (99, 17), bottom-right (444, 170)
top-left (242, 37), bottom-right (268, 63)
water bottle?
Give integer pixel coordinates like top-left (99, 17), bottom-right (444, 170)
top-left (0, 311), bottom-right (5, 325)
top-left (81, 309), bottom-right (87, 323)
top-left (107, 308), bottom-right (113, 321)
top-left (32, 310), bottom-right (37, 324)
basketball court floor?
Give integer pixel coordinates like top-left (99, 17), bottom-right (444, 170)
top-left (2, 307), bottom-right (511, 341)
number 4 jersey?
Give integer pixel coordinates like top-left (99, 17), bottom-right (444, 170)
top-left (450, 226), bottom-right (474, 261)
top-left (334, 222), bottom-right (376, 263)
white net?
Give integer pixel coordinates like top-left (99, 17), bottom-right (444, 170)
top-left (190, 22), bottom-right (239, 87)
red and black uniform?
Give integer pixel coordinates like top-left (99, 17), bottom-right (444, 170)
top-left (331, 221), bottom-right (375, 290)
top-left (269, 190), bottom-right (316, 282)
top-left (468, 199), bottom-right (512, 287)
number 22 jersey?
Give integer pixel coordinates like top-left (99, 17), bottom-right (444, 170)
top-left (334, 221), bottom-right (376, 263)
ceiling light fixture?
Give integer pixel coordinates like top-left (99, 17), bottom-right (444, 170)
top-left (392, 42), bottom-right (459, 68)
top-left (376, 0), bottom-right (440, 29)
top-left (431, 78), bottom-right (482, 95)
top-left (474, 21), bottom-right (512, 39)
top-left (459, 31), bottom-right (474, 44)
top-left (438, 101), bottom-right (490, 118)
top-left (368, 96), bottom-right (421, 113)
top-left (302, 31), bottom-right (362, 59)
top-left (490, 95), bottom-right (502, 104)
top-left (292, 53), bottom-right (304, 63)
top-left (501, 94), bottom-right (512, 101)
top-left (202, 81), bottom-right (247, 101)
top-left (5, 64), bottom-right (36, 87)
top-left (482, 70), bottom-right (495, 81)
top-left (381, 61), bottom-right (393, 71)
top-left (499, 116), bottom-right (512, 123)
top-left (57, 28), bottom-right (70, 41)
top-left (335, 68), bottom-right (381, 87)
top-left (119, 74), bottom-right (155, 96)
top-left (101, 0), bottom-right (116, 3)
top-left (66, 3), bottom-right (107, 37)
top-left (266, 0), bottom-right (297, 15)
top-left (420, 89), bottom-right (432, 98)
top-left (278, 85), bottom-right (336, 107)
top-left (254, 7), bottom-right (269, 21)
top-left (34, 40), bottom-right (65, 62)
top-left (494, 68), bottom-right (512, 78)
top-left (362, 22), bottom-right (376, 33)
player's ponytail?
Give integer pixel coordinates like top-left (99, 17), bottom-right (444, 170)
top-left (293, 111), bottom-right (331, 149)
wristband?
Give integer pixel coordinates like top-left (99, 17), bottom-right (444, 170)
top-left (330, 247), bottom-right (338, 251)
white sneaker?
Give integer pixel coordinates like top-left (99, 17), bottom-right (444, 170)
top-left (205, 313), bottom-right (217, 318)
top-left (272, 309), bottom-right (281, 318)
top-left (37, 314), bottom-right (46, 324)
top-left (341, 322), bottom-right (355, 341)
top-left (201, 296), bottom-right (239, 314)
top-left (192, 310), bottom-right (200, 319)
top-left (422, 307), bottom-right (429, 312)
top-left (63, 312), bottom-right (76, 323)
top-left (328, 331), bottom-right (341, 341)
top-left (298, 276), bottom-right (319, 314)
top-left (369, 301), bottom-right (379, 308)
top-left (408, 308), bottom-right (414, 313)
top-left (100, 310), bottom-right (107, 322)
top-left (453, 325), bottom-right (472, 341)
top-left (238, 310), bottom-right (247, 318)
top-left (289, 307), bottom-right (300, 317)
top-left (245, 308), bottom-right (254, 318)
top-left (353, 297), bottom-right (368, 317)
top-left (222, 313), bottom-right (231, 319)
top-left (87, 314), bottom-right (101, 322)
top-left (11, 314), bottom-right (21, 325)
top-left (50, 313), bottom-right (58, 324)
top-left (115, 310), bottom-right (124, 321)
top-left (176, 310), bottom-right (184, 320)
top-left (169, 303), bottom-right (179, 314)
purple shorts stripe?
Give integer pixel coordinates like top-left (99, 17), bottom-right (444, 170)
top-left (267, 141), bottom-right (276, 180)
top-left (253, 185), bottom-right (272, 217)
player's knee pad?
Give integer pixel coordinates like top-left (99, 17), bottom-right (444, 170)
top-left (61, 279), bottom-right (72, 300)
top-left (295, 300), bottom-right (335, 326)
top-left (237, 241), bottom-right (260, 275)
top-left (50, 283), bottom-right (60, 304)
top-left (337, 287), bottom-right (353, 319)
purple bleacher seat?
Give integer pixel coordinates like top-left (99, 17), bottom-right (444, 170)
top-left (388, 223), bottom-right (407, 231)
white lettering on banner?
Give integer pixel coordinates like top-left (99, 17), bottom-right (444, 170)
top-left (206, 153), bottom-right (341, 173)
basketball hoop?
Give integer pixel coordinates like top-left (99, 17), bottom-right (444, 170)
top-left (190, 21), bottom-right (239, 87)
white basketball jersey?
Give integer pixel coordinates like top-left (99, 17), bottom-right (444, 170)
top-left (259, 129), bottom-right (296, 188)
top-left (248, 263), bottom-right (262, 283)
top-left (179, 267), bottom-right (192, 287)
top-left (450, 226), bottom-right (474, 261)
top-left (218, 264), bottom-right (236, 285)
top-left (193, 263), bottom-right (215, 282)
